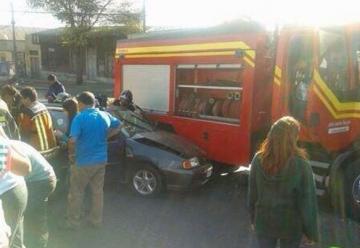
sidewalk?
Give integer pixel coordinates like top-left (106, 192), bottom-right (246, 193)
top-left (23, 79), bottom-right (114, 97)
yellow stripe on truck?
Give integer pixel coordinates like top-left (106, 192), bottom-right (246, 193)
top-left (116, 41), bottom-right (255, 58)
top-left (314, 70), bottom-right (360, 112)
top-left (313, 85), bottom-right (360, 119)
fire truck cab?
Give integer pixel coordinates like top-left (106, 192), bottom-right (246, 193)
top-left (113, 22), bottom-right (360, 220)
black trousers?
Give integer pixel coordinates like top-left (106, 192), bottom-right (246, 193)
top-left (24, 178), bottom-right (56, 248)
top-left (257, 234), bottom-right (302, 248)
top-left (1, 182), bottom-right (28, 248)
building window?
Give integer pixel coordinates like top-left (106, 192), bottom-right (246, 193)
top-left (32, 34), bottom-right (39, 44)
top-left (29, 50), bottom-right (39, 56)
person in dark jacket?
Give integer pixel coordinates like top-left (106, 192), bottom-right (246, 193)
top-left (248, 116), bottom-right (319, 248)
top-left (45, 74), bottom-right (65, 103)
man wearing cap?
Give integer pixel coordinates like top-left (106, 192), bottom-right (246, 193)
top-left (45, 74), bottom-right (65, 103)
top-left (65, 91), bottom-right (120, 229)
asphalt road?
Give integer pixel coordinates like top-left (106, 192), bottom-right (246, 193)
top-left (46, 171), bottom-right (360, 248)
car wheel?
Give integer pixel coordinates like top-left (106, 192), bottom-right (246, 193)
top-left (129, 165), bottom-right (163, 197)
top-left (344, 159), bottom-right (360, 221)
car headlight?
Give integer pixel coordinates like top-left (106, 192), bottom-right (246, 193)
top-left (182, 157), bottom-right (200, 169)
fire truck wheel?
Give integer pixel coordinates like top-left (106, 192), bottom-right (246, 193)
top-left (129, 164), bottom-right (164, 197)
top-left (344, 160), bottom-right (360, 221)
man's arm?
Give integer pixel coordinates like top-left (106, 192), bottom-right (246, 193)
top-left (107, 113), bottom-right (121, 139)
top-left (8, 146), bottom-right (31, 176)
top-left (68, 115), bottom-right (81, 163)
top-left (0, 135), bottom-right (31, 176)
top-left (67, 137), bottom-right (76, 163)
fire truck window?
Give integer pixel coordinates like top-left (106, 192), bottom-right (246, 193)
top-left (350, 33), bottom-right (360, 101)
top-left (287, 35), bottom-right (313, 121)
top-left (319, 31), bottom-right (349, 101)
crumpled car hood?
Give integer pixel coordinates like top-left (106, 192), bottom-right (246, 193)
top-left (132, 131), bottom-right (205, 158)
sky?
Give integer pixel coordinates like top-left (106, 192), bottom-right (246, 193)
top-left (0, 0), bottom-right (360, 29)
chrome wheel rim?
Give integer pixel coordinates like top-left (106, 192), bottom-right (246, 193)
top-left (133, 170), bottom-right (157, 195)
top-left (352, 175), bottom-right (360, 204)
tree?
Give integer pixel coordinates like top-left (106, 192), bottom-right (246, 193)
top-left (27, 0), bottom-right (141, 84)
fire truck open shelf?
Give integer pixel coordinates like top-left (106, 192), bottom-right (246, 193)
top-left (175, 63), bottom-right (242, 123)
top-left (177, 84), bottom-right (242, 91)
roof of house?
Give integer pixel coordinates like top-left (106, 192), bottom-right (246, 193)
top-left (0, 26), bottom-right (45, 41)
top-left (127, 21), bottom-right (265, 41)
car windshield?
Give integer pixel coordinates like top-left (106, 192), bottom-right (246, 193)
top-left (109, 108), bottom-right (154, 137)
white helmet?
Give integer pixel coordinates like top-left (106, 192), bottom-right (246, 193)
top-left (54, 92), bottom-right (70, 103)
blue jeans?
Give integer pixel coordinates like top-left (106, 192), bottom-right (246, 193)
top-left (257, 234), bottom-right (302, 248)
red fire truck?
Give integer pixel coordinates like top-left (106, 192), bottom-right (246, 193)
top-left (113, 22), bottom-right (360, 220)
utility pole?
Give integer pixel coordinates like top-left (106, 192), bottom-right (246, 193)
top-left (11, 2), bottom-right (18, 77)
top-left (142, 0), bottom-right (146, 32)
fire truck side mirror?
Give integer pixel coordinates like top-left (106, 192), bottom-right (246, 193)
top-left (356, 51), bottom-right (360, 82)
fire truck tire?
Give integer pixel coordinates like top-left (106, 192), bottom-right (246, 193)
top-left (228, 101), bottom-right (241, 119)
top-left (203, 99), bottom-right (215, 115)
top-left (129, 164), bottom-right (164, 197)
top-left (212, 99), bottom-right (224, 116)
top-left (199, 99), bottom-right (208, 115)
top-left (344, 160), bottom-right (360, 221)
top-left (191, 98), bottom-right (201, 117)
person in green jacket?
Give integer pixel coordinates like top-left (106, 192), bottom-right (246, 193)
top-left (248, 116), bottom-right (319, 248)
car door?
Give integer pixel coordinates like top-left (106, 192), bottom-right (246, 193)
top-left (107, 132), bottom-right (126, 165)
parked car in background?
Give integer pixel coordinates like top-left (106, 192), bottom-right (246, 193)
top-left (47, 104), bottom-right (213, 197)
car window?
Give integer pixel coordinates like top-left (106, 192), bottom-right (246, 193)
top-left (108, 107), bottom-right (154, 137)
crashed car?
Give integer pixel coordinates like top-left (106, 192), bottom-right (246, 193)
top-left (48, 105), bottom-right (213, 196)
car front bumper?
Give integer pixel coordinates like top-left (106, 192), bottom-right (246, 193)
top-left (165, 164), bottom-right (213, 191)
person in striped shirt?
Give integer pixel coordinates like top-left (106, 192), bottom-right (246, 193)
top-left (18, 87), bottom-right (57, 153)
top-left (0, 132), bottom-right (31, 248)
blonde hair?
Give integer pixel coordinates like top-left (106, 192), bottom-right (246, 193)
top-left (258, 116), bottom-right (307, 175)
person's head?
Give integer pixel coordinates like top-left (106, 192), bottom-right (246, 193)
top-left (119, 90), bottom-right (133, 107)
top-left (62, 98), bottom-right (79, 120)
top-left (258, 116), bottom-right (307, 175)
top-left (1, 84), bottom-right (20, 106)
top-left (20, 87), bottom-right (38, 107)
top-left (76, 91), bottom-right (95, 110)
top-left (47, 74), bottom-right (57, 83)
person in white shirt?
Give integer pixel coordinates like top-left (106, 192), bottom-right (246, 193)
top-left (0, 130), bottom-right (31, 248)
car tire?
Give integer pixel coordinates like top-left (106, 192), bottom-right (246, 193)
top-left (129, 164), bottom-right (163, 197)
top-left (344, 159), bottom-right (360, 221)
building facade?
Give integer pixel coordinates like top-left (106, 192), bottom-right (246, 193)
top-left (0, 25), bottom-right (43, 80)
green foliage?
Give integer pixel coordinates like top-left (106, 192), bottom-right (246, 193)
top-left (27, 0), bottom-right (141, 47)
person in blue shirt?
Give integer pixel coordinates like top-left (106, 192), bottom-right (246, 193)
top-left (65, 91), bottom-right (120, 229)
top-left (45, 74), bottom-right (65, 103)
top-left (10, 140), bottom-right (56, 248)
